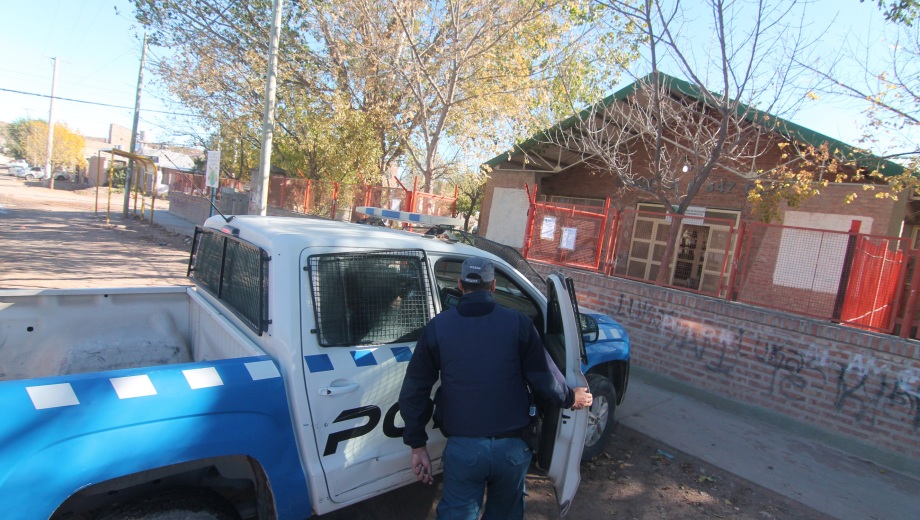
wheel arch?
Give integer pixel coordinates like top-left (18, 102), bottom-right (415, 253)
top-left (51, 455), bottom-right (277, 519)
top-left (585, 359), bottom-right (630, 405)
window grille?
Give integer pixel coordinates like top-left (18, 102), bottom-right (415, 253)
top-left (308, 250), bottom-right (434, 347)
top-left (188, 227), bottom-right (270, 334)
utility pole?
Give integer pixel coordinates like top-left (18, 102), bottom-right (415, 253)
top-left (45, 57), bottom-right (58, 190)
top-left (124, 33), bottom-right (148, 217)
top-left (251, 0), bottom-right (284, 216)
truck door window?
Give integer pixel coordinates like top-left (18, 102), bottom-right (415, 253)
top-left (308, 250), bottom-right (434, 347)
top-left (434, 258), bottom-right (540, 324)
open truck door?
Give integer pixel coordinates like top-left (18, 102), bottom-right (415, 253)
top-left (535, 271), bottom-right (590, 516)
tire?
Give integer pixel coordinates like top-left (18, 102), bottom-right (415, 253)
top-left (582, 373), bottom-right (617, 460)
top-left (97, 489), bottom-right (241, 520)
top-left (25, 174), bottom-right (34, 180)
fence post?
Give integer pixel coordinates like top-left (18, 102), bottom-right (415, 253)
top-left (603, 208), bottom-right (621, 276)
top-left (303, 180), bottom-right (311, 214)
top-left (331, 182), bottom-right (339, 220)
top-left (592, 197), bottom-right (612, 273)
top-left (726, 221), bottom-right (747, 301)
top-left (832, 220), bottom-right (862, 322)
top-left (280, 176), bottom-right (287, 210)
top-left (452, 185), bottom-right (459, 217)
top-left (521, 184), bottom-right (537, 259)
top-left (900, 248), bottom-right (920, 338)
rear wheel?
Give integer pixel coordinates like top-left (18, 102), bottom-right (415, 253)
top-left (97, 489), bottom-right (241, 520)
top-left (582, 373), bottom-right (616, 460)
top-left (25, 174), bottom-right (34, 180)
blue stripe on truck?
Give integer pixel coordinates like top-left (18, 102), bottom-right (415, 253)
top-left (0, 356), bottom-right (310, 520)
top-left (23, 359), bottom-right (281, 410)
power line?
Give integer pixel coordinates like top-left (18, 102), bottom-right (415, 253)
top-left (0, 87), bottom-right (200, 117)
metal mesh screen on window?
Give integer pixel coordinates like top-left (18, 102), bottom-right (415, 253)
top-left (309, 250), bottom-right (433, 347)
top-left (189, 228), bottom-right (269, 334)
top-left (221, 240), bottom-right (268, 332)
top-left (191, 231), bottom-right (224, 294)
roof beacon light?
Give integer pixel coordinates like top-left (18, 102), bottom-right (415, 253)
top-left (355, 206), bottom-right (463, 228)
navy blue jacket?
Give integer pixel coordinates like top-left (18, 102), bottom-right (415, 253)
top-left (399, 290), bottom-right (575, 449)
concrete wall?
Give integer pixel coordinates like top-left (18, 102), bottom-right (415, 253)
top-left (533, 262), bottom-right (920, 473)
top-left (168, 192), bottom-right (211, 226)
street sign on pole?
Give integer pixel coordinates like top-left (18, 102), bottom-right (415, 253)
top-left (205, 151), bottom-right (221, 188)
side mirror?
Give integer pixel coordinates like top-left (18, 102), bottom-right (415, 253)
top-left (580, 314), bottom-right (599, 343)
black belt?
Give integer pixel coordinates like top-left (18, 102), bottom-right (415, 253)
top-left (487, 430), bottom-right (522, 440)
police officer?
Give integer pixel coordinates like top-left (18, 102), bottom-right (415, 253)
top-left (398, 256), bottom-right (592, 520)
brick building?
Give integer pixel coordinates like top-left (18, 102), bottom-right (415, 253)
top-left (480, 73), bottom-right (907, 294)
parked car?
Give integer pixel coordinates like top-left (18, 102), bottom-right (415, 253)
top-left (52, 169), bottom-right (73, 181)
top-left (16, 166), bottom-right (46, 180)
top-left (7, 166), bottom-right (26, 177)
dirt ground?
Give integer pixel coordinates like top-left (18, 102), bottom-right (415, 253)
top-left (0, 174), bottom-right (833, 519)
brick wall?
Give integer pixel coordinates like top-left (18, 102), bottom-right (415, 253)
top-left (533, 262), bottom-right (920, 470)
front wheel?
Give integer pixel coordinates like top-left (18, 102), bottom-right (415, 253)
top-left (582, 373), bottom-right (617, 460)
top-left (97, 489), bottom-right (241, 520)
top-left (25, 174), bottom-right (34, 180)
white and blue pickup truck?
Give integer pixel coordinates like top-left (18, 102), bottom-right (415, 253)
top-left (0, 214), bottom-right (629, 519)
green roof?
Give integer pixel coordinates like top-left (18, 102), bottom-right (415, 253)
top-left (484, 72), bottom-right (904, 177)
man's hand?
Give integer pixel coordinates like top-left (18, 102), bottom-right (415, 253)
top-left (571, 387), bottom-right (593, 410)
top-left (411, 446), bottom-right (434, 485)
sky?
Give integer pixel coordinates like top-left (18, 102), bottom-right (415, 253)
top-left (0, 0), bottom-right (183, 144)
top-left (0, 0), bottom-right (903, 155)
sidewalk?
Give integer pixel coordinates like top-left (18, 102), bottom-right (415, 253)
top-left (619, 368), bottom-right (920, 520)
top-left (150, 205), bottom-right (198, 237)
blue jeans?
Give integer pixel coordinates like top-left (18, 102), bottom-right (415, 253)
top-left (436, 436), bottom-right (532, 520)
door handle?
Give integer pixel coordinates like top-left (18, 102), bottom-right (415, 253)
top-left (318, 383), bottom-right (359, 396)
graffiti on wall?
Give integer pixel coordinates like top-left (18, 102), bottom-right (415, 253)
top-left (612, 294), bottom-right (920, 431)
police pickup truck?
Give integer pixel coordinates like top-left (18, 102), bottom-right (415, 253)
top-left (0, 212), bottom-right (629, 519)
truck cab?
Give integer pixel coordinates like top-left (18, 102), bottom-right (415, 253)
top-left (193, 215), bottom-right (590, 516)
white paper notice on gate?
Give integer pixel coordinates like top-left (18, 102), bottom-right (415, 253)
top-left (541, 217), bottom-right (556, 240)
top-left (560, 227), bottom-right (577, 250)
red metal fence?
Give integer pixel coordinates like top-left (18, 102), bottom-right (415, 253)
top-left (166, 171), bottom-right (456, 222)
top-left (164, 170), bottom-right (242, 196)
top-left (522, 199), bottom-right (920, 338)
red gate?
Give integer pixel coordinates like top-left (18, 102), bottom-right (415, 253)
top-left (522, 185), bottom-right (610, 271)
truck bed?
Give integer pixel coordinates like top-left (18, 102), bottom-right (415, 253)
top-left (0, 286), bottom-right (264, 382)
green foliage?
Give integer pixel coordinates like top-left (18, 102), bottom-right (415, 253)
top-left (107, 166), bottom-right (128, 189)
top-left (863, 0), bottom-right (920, 25)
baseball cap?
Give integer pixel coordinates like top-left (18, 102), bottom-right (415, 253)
top-left (461, 256), bottom-right (495, 284)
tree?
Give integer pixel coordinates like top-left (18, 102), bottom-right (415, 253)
top-left (800, 2), bottom-right (919, 197)
top-left (6, 119), bottom-right (86, 171)
top-left (131, 0), bottom-right (637, 192)
top-left (445, 167), bottom-right (489, 232)
top-left (370, 0), bottom-right (636, 191)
